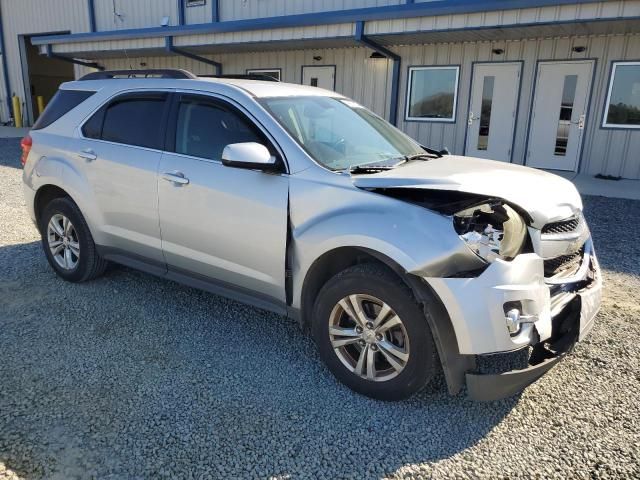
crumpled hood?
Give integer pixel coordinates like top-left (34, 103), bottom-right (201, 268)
top-left (351, 155), bottom-right (582, 227)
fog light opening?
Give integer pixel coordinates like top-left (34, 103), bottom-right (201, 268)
top-left (505, 308), bottom-right (537, 337)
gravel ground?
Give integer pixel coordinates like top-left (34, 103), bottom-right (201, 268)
top-left (1, 137), bottom-right (639, 479)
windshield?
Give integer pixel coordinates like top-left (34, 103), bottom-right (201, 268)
top-left (259, 96), bottom-right (425, 170)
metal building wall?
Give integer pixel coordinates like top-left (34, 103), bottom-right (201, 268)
top-left (78, 32), bottom-right (640, 179)
top-left (218, 0), bottom-right (404, 21)
top-left (392, 34), bottom-right (640, 179)
top-left (366, 0), bottom-right (640, 34)
top-left (95, 46), bottom-right (393, 119)
top-left (185, 1), bottom-right (214, 25)
top-left (93, 0), bottom-right (177, 30)
top-left (0, 0), bottom-right (90, 123)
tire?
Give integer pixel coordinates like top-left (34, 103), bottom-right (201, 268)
top-left (39, 197), bottom-right (108, 282)
top-left (312, 263), bottom-right (439, 401)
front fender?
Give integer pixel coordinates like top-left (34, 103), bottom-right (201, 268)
top-left (289, 174), bottom-right (485, 310)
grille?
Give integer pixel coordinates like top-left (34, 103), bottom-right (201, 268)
top-left (542, 216), bottom-right (580, 234)
top-left (544, 245), bottom-right (585, 278)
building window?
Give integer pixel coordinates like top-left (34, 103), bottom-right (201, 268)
top-left (186, 0), bottom-right (205, 6)
top-left (603, 61), bottom-right (640, 128)
top-left (405, 66), bottom-right (460, 122)
top-left (247, 69), bottom-right (281, 81)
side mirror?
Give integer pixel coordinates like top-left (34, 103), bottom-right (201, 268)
top-left (221, 142), bottom-right (278, 172)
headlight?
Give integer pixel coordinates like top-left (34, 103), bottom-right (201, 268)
top-left (453, 202), bottom-right (527, 262)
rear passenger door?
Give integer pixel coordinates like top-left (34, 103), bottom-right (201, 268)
top-left (157, 93), bottom-right (289, 308)
top-left (72, 91), bottom-right (170, 266)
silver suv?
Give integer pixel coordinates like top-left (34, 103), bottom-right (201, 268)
top-left (21, 69), bottom-right (601, 401)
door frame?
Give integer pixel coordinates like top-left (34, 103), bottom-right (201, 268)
top-left (17, 30), bottom-right (71, 126)
top-left (463, 60), bottom-right (524, 163)
top-left (523, 58), bottom-right (598, 173)
top-left (300, 64), bottom-right (337, 90)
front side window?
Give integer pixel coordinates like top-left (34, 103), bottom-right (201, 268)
top-left (405, 66), bottom-right (460, 122)
top-left (260, 96), bottom-right (424, 171)
top-left (175, 98), bottom-right (264, 160)
top-left (603, 61), bottom-right (640, 128)
top-left (82, 93), bottom-right (168, 149)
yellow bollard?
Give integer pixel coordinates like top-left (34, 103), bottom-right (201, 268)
top-left (36, 96), bottom-right (45, 117)
top-left (11, 95), bottom-right (22, 128)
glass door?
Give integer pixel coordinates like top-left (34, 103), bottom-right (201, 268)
top-left (527, 60), bottom-right (593, 171)
top-left (465, 62), bottom-right (521, 162)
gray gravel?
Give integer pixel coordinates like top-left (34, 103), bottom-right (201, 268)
top-left (1, 137), bottom-right (639, 479)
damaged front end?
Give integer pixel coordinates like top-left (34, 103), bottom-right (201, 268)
top-left (362, 185), bottom-right (601, 401)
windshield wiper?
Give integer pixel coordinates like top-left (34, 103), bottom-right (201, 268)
top-left (405, 146), bottom-right (447, 161)
top-left (405, 153), bottom-right (439, 161)
top-left (348, 158), bottom-right (406, 174)
top-left (349, 165), bottom-right (398, 174)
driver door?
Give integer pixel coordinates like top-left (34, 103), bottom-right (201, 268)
top-left (157, 93), bottom-right (289, 309)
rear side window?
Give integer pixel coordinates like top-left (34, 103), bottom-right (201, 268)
top-left (102, 96), bottom-right (167, 149)
top-left (82, 93), bottom-right (168, 150)
top-left (31, 89), bottom-right (95, 130)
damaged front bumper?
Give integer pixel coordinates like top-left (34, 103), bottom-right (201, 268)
top-left (425, 237), bottom-right (602, 401)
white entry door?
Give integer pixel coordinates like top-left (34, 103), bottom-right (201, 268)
top-left (527, 60), bottom-right (594, 171)
top-left (466, 62), bottom-right (521, 162)
top-left (302, 65), bottom-right (335, 90)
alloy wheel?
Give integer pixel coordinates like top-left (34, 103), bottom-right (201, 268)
top-left (328, 294), bottom-right (410, 382)
top-left (47, 214), bottom-right (80, 270)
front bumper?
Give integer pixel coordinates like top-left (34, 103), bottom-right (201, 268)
top-left (467, 269), bottom-right (601, 400)
top-left (425, 236), bottom-right (601, 400)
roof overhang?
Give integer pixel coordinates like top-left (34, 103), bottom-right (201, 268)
top-left (369, 17), bottom-right (640, 45)
top-left (40, 16), bottom-right (640, 61)
top-left (31, 0), bottom-right (609, 47)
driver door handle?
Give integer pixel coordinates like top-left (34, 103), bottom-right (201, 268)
top-left (77, 149), bottom-right (97, 161)
top-left (162, 172), bottom-right (190, 185)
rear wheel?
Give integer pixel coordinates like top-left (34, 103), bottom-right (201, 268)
top-left (312, 263), bottom-right (438, 401)
top-left (40, 197), bottom-right (108, 282)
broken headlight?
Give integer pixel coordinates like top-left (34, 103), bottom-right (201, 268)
top-left (453, 202), bottom-right (527, 262)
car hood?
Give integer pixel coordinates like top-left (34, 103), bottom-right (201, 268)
top-left (351, 155), bottom-right (582, 228)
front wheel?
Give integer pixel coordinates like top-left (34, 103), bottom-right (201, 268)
top-left (312, 264), bottom-right (439, 401)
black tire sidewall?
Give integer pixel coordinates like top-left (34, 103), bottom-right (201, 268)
top-left (40, 198), bottom-right (95, 282)
top-left (312, 266), bottom-right (437, 401)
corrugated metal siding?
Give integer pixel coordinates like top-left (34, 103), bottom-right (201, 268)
top-left (580, 34), bottom-right (640, 179)
top-left (218, 0), bottom-right (403, 21)
top-left (96, 47), bottom-right (392, 119)
top-left (93, 0), bottom-right (177, 30)
top-left (0, 0), bottom-right (89, 122)
top-left (392, 34), bottom-right (640, 179)
top-left (54, 37), bottom-right (165, 55)
top-left (174, 23), bottom-right (354, 48)
top-left (365, 0), bottom-right (640, 34)
top-left (94, 33), bottom-right (640, 179)
top-left (185, 1), bottom-right (213, 25)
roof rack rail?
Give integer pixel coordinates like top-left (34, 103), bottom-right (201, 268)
top-left (79, 69), bottom-right (197, 80)
top-left (199, 74), bottom-right (280, 82)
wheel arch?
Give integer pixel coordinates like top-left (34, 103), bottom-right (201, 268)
top-left (34, 184), bottom-right (74, 228)
top-left (299, 245), bottom-right (474, 396)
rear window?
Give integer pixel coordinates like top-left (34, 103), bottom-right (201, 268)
top-left (31, 89), bottom-right (95, 130)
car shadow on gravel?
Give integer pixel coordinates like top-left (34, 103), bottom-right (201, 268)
top-left (0, 239), bottom-right (520, 479)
